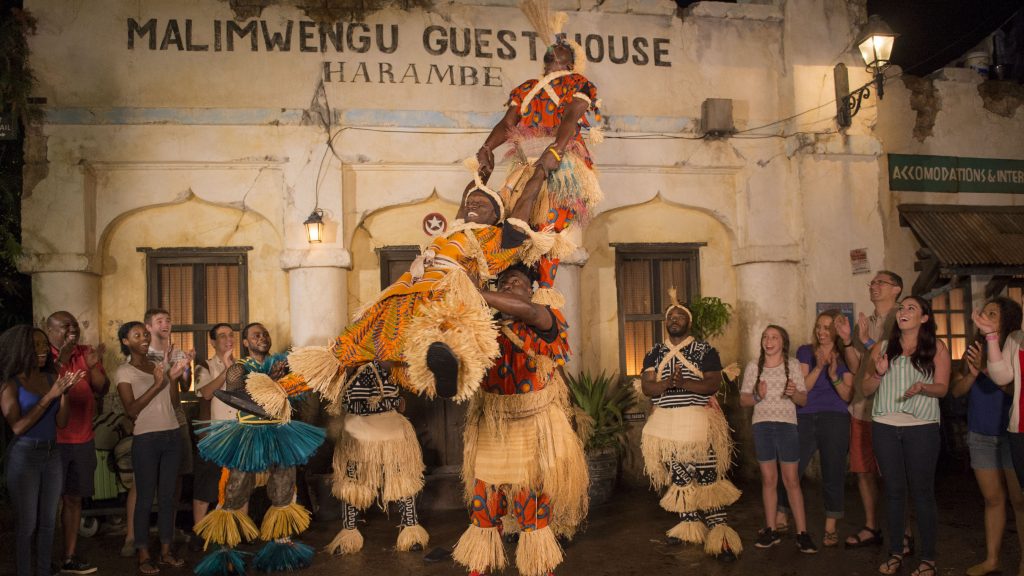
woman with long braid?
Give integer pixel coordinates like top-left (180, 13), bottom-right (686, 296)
top-left (740, 325), bottom-right (815, 553)
top-left (863, 296), bottom-right (950, 576)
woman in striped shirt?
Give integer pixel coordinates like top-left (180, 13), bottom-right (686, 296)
top-left (862, 296), bottom-right (950, 576)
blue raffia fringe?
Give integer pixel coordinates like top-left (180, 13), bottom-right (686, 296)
top-left (194, 548), bottom-right (249, 576)
top-left (253, 540), bottom-right (314, 572)
top-left (196, 420), bottom-right (326, 472)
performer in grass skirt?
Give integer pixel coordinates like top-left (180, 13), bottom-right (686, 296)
top-left (325, 360), bottom-right (429, 556)
top-left (193, 329), bottom-right (325, 576)
top-left (639, 289), bottom-right (743, 563)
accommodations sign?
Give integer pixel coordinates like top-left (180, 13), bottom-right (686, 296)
top-left (889, 154), bottom-right (1024, 194)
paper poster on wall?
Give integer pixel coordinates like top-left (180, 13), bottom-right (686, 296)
top-left (816, 302), bottom-right (855, 329)
top-left (850, 248), bottom-right (870, 275)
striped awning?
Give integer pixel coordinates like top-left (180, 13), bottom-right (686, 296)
top-left (898, 204), bottom-right (1024, 272)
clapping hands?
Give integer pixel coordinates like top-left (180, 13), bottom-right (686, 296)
top-left (46, 370), bottom-right (83, 401)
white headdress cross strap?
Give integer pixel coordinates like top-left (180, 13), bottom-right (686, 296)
top-left (656, 287), bottom-right (702, 379)
top-left (462, 157), bottom-right (505, 221)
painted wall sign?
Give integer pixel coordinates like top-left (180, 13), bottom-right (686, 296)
top-left (888, 153), bottom-right (1024, 194)
top-left (0, 112), bottom-right (17, 141)
top-left (816, 302), bottom-right (855, 330)
top-left (125, 18), bottom-right (672, 89)
top-left (849, 248), bottom-right (870, 275)
top-left (422, 212), bottom-right (447, 236)
top-left (126, 19), bottom-right (670, 63)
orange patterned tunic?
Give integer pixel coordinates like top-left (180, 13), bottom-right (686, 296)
top-left (331, 223), bottom-right (520, 368)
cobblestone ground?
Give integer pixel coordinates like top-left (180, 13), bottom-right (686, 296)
top-left (0, 469), bottom-right (1015, 576)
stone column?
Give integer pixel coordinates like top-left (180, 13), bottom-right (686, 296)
top-left (558, 249), bottom-right (588, 374)
top-left (281, 248), bottom-right (351, 347)
top-left (732, 252), bottom-right (802, 474)
top-left (21, 254), bottom-right (102, 343)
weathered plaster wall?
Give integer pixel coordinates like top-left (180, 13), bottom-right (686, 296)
top-left (873, 67), bottom-right (1024, 293)
top-left (99, 198), bottom-right (291, 348)
top-left (581, 195), bottom-right (740, 373)
top-left (26, 0), bottom-right (1023, 388)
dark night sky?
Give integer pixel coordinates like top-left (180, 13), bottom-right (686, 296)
top-left (868, 0), bottom-right (1023, 76)
top-left (675, 1), bottom-right (1024, 77)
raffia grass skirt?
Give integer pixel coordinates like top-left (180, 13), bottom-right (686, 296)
top-left (332, 411), bottom-right (424, 510)
top-left (462, 387), bottom-right (589, 537)
top-left (641, 405), bottom-right (734, 490)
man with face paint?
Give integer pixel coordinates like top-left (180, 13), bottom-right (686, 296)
top-left (451, 262), bottom-right (587, 576)
top-left (639, 288), bottom-right (743, 562)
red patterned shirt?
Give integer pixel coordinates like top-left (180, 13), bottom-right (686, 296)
top-left (482, 308), bottom-right (571, 396)
top-left (506, 73), bottom-right (598, 166)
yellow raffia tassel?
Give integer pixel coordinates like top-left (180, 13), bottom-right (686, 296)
top-left (325, 528), bottom-right (363, 555)
top-left (404, 270), bottom-right (499, 402)
top-left (194, 507), bottom-right (258, 548)
top-left (531, 287), bottom-right (565, 308)
top-left (549, 231), bottom-right (577, 261)
top-left (693, 480), bottom-right (742, 510)
top-left (516, 527), bottom-right (564, 576)
top-left (588, 125), bottom-right (604, 144)
top-left (259, 503), bottom-right (311, 540)
top-left (505, 218), bottom-right (579, 266)
top-left (452, 525), bottom-right (506, 574)
top-left (667, 519), bottom-right (708, 544)
top-left (659, 483), bottom-right (698, 514)
top-left (287, 346), bottom-right (344, 400)
top-left (520, 0), bottom-right (556, 42)
top-left (722, 362), bottom-right (741, 382)
top-left (659, 480), bottom-right (741, 513)
top-left (567, 37), bottom-right (586, 74)
top-left (704, 524), bottom-right (743, 556)
top-left (395, 524), bottom-right (430, 552)
top-left (246, 373), bottom-right (290, 421)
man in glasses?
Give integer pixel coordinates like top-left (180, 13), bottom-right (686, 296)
top-left (835, 271), bottom-right (903, 549)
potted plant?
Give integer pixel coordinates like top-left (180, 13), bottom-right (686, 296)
top-left (565, 370), bottom-right (637, 506)
top-left (689, 296), bottom-right (733, 341)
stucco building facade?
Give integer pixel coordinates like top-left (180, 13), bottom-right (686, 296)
top-left (20, 0), bottom-right (1024, 465)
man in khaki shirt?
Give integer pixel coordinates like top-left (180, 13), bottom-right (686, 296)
top-left (190, 323), bottom-right (236, 548)
top-left (836, 271), bottom-right (901, 548)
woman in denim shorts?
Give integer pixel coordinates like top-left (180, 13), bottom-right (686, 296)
top-left (741, 325), bottom-right (816, 554)
top-left (952, 297), bottom-right (1024, 576)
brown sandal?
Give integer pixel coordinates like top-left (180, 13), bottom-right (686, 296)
top-left (158, 555), bottom-right (185, 568)
top-left (911, 560), bottom-right (935, 576)
top-left (823, 531), bottom-right (840, 547)
top-left (138, 561), bottom-right (161, 575)
top-left (879, 554), bottom-right (903, 575)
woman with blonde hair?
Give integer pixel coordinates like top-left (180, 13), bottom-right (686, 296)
top-left (776, 310), bottom-right (853, 547)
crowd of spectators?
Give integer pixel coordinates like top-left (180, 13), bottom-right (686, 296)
top-left (3, 274), bottom-right (1024, 576)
